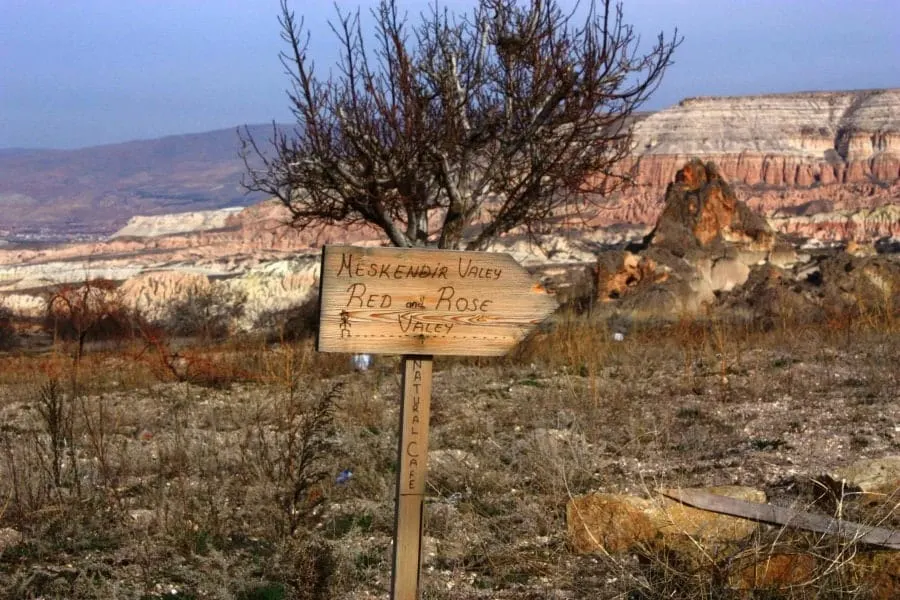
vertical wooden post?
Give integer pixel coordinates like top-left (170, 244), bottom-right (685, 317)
top-left (391, 356), bottom-right (433, 600)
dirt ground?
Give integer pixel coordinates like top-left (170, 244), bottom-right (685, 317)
top-left (0, 315), bottom-right (898, 599)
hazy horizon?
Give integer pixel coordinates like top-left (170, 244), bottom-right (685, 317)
top-left (2, 0), bottom-right (898, 150)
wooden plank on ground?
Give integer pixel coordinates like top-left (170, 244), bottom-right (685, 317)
top-left (662, 488), bottom-right (900, 550)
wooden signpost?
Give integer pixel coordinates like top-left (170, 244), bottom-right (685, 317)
top-left (317, 245), bottom-right (557, 599)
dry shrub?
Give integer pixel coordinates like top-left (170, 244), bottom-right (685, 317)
top-left (517, 309), bottom-right (613, 372)
top-left (256, 294), bottom-right (321, 343)
top-left (159, 286), bottom-right (247, 342)
top-left (134, 320), bottom-right (258, 388)
top-left (240, 376), bottom-right (342, 535)
top-left (1, 375), bottom-right (111, 521)
top-left (0, 302), bottom-right (16, 351)
top-left (44, 279), bottom-right (142, 357)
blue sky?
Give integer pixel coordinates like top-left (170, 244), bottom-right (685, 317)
top-left (1, 0), bottom-right (897, 150)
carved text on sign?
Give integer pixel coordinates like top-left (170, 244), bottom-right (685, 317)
top-left (404, 359), bottom-right (425, 493)
top-left (318, 246), bottom-right (558, 356)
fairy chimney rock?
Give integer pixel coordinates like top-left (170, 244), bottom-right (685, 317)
top-left (647, 159), bottom-right (776, 257)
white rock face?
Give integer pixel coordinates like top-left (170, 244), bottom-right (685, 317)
top-left (110, 207), bottom-right (243, 238)
top-left (1, 256), bottom-right (323, 328)
top-left (0, 260), bottom-right (150, 293)
top-left (1, 293), bottom-right (47, 317)
top-left (222, 256), bottom-right (321, 325)
top-left (104, 257), bottom-right (321, 326)
top-left (632, 89), bottom-right (900, 159)
top-left (119, 271), bottom-right (212, 321)
top-left (487, 226), bottom-right (649, 266)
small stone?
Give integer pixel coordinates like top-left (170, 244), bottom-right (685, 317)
top-left (128, 509), bottom-right (156, 530)
top-left (429, 449), bottom-right (480, 472)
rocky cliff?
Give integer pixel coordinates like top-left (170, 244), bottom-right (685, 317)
top-left (111, 208), bottom-right (244, 239)
top-left (601, 89), bottom-right (900, 236)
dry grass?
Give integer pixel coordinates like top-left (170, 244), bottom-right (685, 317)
top-left (0, 301), bottom-right (897, 598)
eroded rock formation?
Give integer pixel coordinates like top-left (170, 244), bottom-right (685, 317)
top-left (647, 159), bottom-right (776, 256)
top-left (634, 90), bottom-right (900, 184)
top-left (769, 202), bottom-right (900, 242)
top-left (598, 89), bottom-right (900, 240)
top-left (596, 160), bottom-right (801, 315)
top-left (111, 208), bottom-right (244, 239)
top-left (596, 159), bottom-right (900, 322)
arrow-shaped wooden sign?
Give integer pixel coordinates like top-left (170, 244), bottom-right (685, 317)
top-left (317, 244), bottom-right (558, 600)
top-left (317, 245), bottom-right (558, 356)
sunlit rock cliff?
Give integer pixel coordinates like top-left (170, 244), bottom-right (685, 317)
top-left (603, 88), bottom-right (900, 236)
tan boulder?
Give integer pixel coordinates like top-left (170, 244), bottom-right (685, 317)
top-left (654, 486), bottom-right (765, 543)
top-left (854, 552), bottom-right (900, 600)
top-left (567, 486), bottom-right (765, 556)
top-left (720, 264), bottom-right (823, 327)
top-left (567, 493), bottom-right (656, 554)
top-left (709, 258), bottom-right (751, 292)
top-left (730, 553), bottom-right (817, 592)
top-left (595, 251), bottom-right (665, 302)
top-left (767, 242), bottom-right (803, 269)
top-left (832, 456), bottom-right (900, 496)
top-left (845, 239), bottom-right (878, 257)
top-left (729, 551), bottom-right (900, 597)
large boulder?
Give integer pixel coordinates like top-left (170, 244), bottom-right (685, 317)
top-left (818, 253), bottom-right (900, 317)
top-left (719, 264), bottom-right (824, 328)
top-left (729, 553), bottom-right (818, 592)
top-left (567, 486), bottom-right (765, 556)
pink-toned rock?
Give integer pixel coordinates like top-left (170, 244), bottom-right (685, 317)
top-left (647, 159), bottom-right (775, 255)
top-left (589, 89), bottom-right (900, 238)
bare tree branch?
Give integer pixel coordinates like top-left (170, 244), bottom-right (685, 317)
top-left (240, 0), bottom-right (681, 250)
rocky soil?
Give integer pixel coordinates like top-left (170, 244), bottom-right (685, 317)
top-left (0, 318), bottom-right (897, 598)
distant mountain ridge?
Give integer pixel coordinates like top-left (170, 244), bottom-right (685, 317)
top-left (0, 124), bottom-right (290, 239)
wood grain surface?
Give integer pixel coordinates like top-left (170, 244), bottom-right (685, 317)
top-left (318, 245), bottom-right (558, 356)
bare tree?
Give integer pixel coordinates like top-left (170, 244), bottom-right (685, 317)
top-left (45, 279), bottom-right (135, 360)
top-left (241, 0), bottom-right (679, 250)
